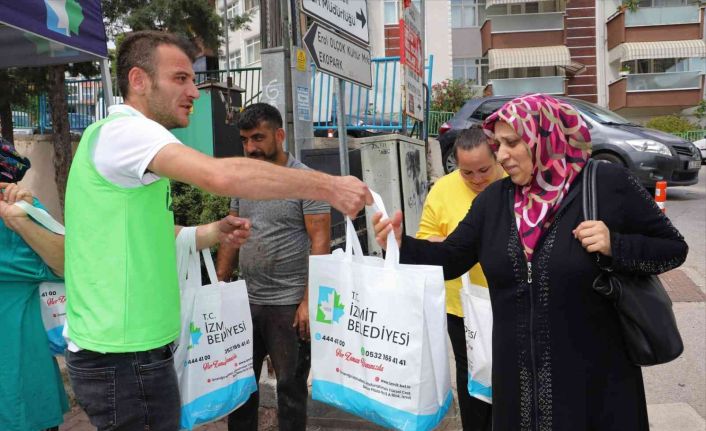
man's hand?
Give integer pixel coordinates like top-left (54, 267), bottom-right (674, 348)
top-left (292, 300), bottom-right (310, 341)
top-left (0, 182), bottom-right (34, 229)
top-left (328, 176), bottom-right (373, 218)
top-left (217, 215), bottom-right (251, 248)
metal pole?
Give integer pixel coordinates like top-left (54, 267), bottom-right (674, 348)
top-left (336, 78), bottom-right (349, 176)
top-left (100, 59), bottom-right (114, 108)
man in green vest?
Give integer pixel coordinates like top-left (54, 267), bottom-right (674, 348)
top-left (64, 30), bottom-right (371, 431)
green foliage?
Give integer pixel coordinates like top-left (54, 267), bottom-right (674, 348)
top-left (644, 115), bottom-right (699, 134)
top-left (694, 100), bottom-right (706, 126)
top-left (102, 0), bottom-right (252, 52)
top-left (431, 79), bottom-right (479, 113)
top-left (170, 181), bottom-right (230, 227)
top-left (620, 0), bottom-right (640, 12)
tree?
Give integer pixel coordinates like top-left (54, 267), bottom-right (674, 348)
top-left (431, 79), bottom-right (479, 113)
top-left (0, 69), bottom-right (42, 143)
top-left (644, 115), bottom-right (698, 134)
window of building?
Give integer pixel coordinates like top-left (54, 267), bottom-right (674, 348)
top-left (637, 0), bottom-right (688, 7)
top-left (243, 0), bottom-right (258, 12)
top-left (623, 57), bottom-right (705, 74)
top-left (226, 0), bottom-right (242, 19)
top-left (451, 0), bottom-right (477, 27)
top-left (452, 58), bottom-right (489, 84)
top-left (245, 37), bottom-right (260, 65)
top-left (384, 0), bottom-right (398, 24)
top-left (228, 49), bottom-right (242, 69)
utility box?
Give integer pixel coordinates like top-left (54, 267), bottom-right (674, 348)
top-left (300, 147), bottom-right (367, 254)
top-left (171, 81), bottom-right (245, 158)
top-left (303, 135), bottom-right (428, 256)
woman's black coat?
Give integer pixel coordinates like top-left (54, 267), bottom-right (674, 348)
top-left (400, 163), bottom-right (687, 431)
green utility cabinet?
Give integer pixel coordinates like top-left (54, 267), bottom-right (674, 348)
top-left (171, 81), bottom-right (245, 157)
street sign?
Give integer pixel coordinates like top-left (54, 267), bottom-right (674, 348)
top-left (304, 22), bottom-right (372, 88)
top-left (400, 0), bottom-right (424, 121)
top-left (301, 0), bottom-right (369, 45)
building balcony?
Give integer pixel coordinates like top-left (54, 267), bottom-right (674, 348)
top-left (490, 76), bottom-right (566, 96)
top-left (481, 12), bottom-right (565, 56)
top-left (607, 6), bottom-right (705, 50)
top-left (609, 71), bottom-right (704, 111)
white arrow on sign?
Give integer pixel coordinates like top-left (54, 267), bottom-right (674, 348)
top-left (301, 0), bottom-right (369, 45)
top-left (304, 22), bottom-right (372, 89)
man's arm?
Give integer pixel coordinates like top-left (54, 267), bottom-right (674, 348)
top-left (293, 212), bottom-right (332, 340)
top-left (148, 144), bottom-right (371, 217)
top-left (0, 183), bottom-right (64, 276)
top-left (174, 214), bottom-right (250, 251)
top-left (215, 210), bottom-right (241, 281)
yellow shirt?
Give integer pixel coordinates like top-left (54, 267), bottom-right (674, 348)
top-left (416, 170), bottom-right (493, 317)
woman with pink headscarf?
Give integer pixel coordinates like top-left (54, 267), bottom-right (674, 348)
top-left (372, 94), bottom-right (687, 430)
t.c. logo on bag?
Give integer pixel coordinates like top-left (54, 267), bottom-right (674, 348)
top-left (188, 322), bottom-right (203, 349)
top-left (316, 286), bottom-right (345, 324)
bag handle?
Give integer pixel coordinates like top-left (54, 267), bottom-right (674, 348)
top-left (14, 200), bottom-right (65, 235)
top-left (581, 159), bottom-right (598, 222)
top-left (370, 190), bottom-right (400, 268)
top-left (344, 216), bottom-right (365, 259)
top-left (201, 247), bottom-right (220, 286)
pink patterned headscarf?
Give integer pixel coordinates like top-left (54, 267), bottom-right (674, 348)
top-left (482, 94), bottom-right (592, 261)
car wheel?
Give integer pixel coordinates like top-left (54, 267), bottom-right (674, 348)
top-left (592, 152), bottom-right (625, 166)
top-left (443, 148), bottom-right (457, 174)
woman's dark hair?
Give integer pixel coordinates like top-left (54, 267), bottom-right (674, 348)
top-left (453, 126), bottom-right (495, 160)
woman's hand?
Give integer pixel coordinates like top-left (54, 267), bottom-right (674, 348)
top-left (371, 210), bottom-right (403, 250)
top-left (573, 220), bottom-right (611, 256)
top-left (0, 182), bottom-right (34, 229)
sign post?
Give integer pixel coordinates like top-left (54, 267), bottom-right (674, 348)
top-left (301, 0), bottom-right (369, 45)
top-left (303, 22), bottom-right (372, 89)
top-left (400, 0), bottom-right (424, 122)
top-left (301, 0), bottom-right (371, 176)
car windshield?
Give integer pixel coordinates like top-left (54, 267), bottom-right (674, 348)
top-left (569, 100), bottom-right (635, 126)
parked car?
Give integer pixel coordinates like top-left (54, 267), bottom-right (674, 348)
top-left (437, 96), bottom-right (701, 188)
top-left (694, 138), bottom-right (706, 164)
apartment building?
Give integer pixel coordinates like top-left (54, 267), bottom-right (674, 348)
top-left (217, 0), bottom-right (705, 119)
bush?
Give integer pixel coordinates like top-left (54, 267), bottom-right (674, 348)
top-left (171, 181), bottom-right (231, 227)
top-left (431, 79), bottom-right (479, 113)
top-left (644, 115), bottom-right (699, 134)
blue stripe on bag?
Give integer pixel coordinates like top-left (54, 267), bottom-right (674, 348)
top-left (46, 325), bottom-right (67, 355)
top-left (180, 375), bottom-right (257, 430)
top-left (313, 379), bottom-right (453, 431)
top-left (468, 377), bottom-right (492, 399)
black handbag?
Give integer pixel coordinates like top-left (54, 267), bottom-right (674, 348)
top-left (582, 159), bottom-right (684, 366)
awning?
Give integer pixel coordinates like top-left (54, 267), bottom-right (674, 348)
top-left (488, 46), bottom-right (572, 72)
top-left (609, 40), bottom-right (706, 63)
top-left (0, 0), bottom-right (108, 68)
top-left (486, 0), bottom-right (532, 8)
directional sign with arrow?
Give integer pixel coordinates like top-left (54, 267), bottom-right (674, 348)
top-left (304, 22), bottom-right (372, 88)
top-left (301, 0), bottom-right (369, 45)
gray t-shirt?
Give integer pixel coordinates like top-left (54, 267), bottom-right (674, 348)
top-left (231, 155), bottom-right (330, 305)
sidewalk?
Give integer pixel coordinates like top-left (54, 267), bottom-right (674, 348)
top-left (58, 268), bottom-right (705, 430)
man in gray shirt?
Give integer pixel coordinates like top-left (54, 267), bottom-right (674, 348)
top-left (216, 103), bottom-right (330, 431)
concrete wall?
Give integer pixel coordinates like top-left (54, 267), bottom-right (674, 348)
top-left (14, 135), bottom-right (79, 223)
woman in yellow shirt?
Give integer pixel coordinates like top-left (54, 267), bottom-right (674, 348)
top-left (417, 127), bottom-right (504, 431)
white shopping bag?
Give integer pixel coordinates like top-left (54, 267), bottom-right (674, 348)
top-left (309, 191), bottom-right (452, 431)
top-left (460, 273), bottom-right (493, 403)
top-left (38, 281), bottom-right (67, 355)
top-left (14, 200), bottom-right (67, 355)
top-left (173, 228), bottom-right (257, 430)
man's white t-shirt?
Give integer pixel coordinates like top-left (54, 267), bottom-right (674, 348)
top-left (64, 104), bottom-right (183, 352)
top-left (92, 104), bottom-right (183, 188)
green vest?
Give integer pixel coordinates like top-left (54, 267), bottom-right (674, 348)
top-left (65, 114), bottom-right (179, 352)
